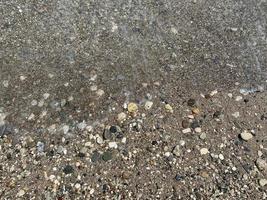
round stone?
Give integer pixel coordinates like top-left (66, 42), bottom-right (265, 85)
top-left (240, 130), bottom-right (253, 141)
top-left (127, 102), bottom-right (138, 113)
top-left (144, 101), bottom-right (153, 110)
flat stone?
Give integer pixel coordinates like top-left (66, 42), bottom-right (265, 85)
top-left (240, 130), bottom-right (253, 141)
top-left (199, 132), bottom-right (206, 140)
top-left (102, 151), bottom-right (113, 162)
top-left (182, 128), bottom-right (191, 133)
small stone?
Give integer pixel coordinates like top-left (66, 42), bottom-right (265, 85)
top-left (210, 90), bottom-right (218, 96)
top-left (191, 120), bottom-right (200, 129)
top-left (3, 80), bottom-right (9, 87)
top-left (219, 154), bottom-right (224, 160)
top-left (90, 85), bottom-right (98, 91)
top-left (43, 93), bottom-right (50, 99)
top-left (213, 111), bottom-right (222, 119)
top-left (182, 128), bottom-right (191, 133)
top-left (96, 89), bottom-right (105, 97)
top-left (20, 75), bottom-right (26, 81)
top-left (102, 151), bottom-right (113, 162)
top-left (179, 140), bottom-right (186, 146)
top-left (108, 141), bottom-right (118, 149)
top-left (63, 165), bottom-right (74, 174)
top-left (109, 126), bottom-right (118, 133)
top-left (17, 189), bottom-right (25, 197)
top-left (199, 132), bottom-right (206, 140)
top-left (256, 158), bottom-right (267, 171)
top-left (103, 129), bottom-right (112, 140)
top-left (144, 101), bottom-right (153, 110)
top-left (96, 136), bottom-right (103, 144)
top-left (240, 130), bottom-right (253, 141)
top-left (31, 100), bottom-right (38, 106)
top-left (77, 121), bottom-right (87, 130)
top-left (200, 148), bottom-right (209, 155)
top-left (232, 112), bottom-right (240, 118)
top-left (235, 96), bottom-right (243, 101)
top-left (192, 108), bottom-right (200, 115)
top-left (173, 145), bottom-right (181, 157)
top-left (187, 99), bottom-right (196, 107)
top-left (259, 179), bottom-right (267, 187)
top-left (194, 127), bottom-right (201, 133)
top-left (165, 104), bottom-right (173, 113)
top-left (175, 174), bottom-right (184, 181)
top-left (91, 151), bottom-right (101, 163)
top-left (36, 141), bottom-right (45, 153)
top-left (127, 102), bottom-right (138, 113)
top-left (62, 125), bottom-right (70, 134)
top-left (182, 120), bottom-right (190, 128)
top-left (117, 112), bottom-right (127, 122)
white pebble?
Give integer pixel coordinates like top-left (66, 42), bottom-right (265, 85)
top-left (77, 121), bottom-right (87, 130)
top-left (17, 189), bottom-right (25, 197)
top-left (122, 137), bottom-right (127, 144)
top-left (200, 148), bottom-right (209, 155)
top-left (117, 112), bottom-right (127, 122)
top-left (219, 154), bottom-right (224, 160)
top-left (90, 85), bottom-right (97, 91)
top-left (96, 89), bottom-right (105, 97)
top-left (20, 75), bottom-right (26, 81)
top-left (240, 130), bottom-right (253, 141)
top-left (235, 96), bottom-right (243, 101)
top-left (108, 142), bottom-right (118, 149)
top-left (232, 112), bottom-right (240, 118)
top-left (194, 127), bottom-right (201, 133)
top-left (259, 179), bottom-right (267, 187)
top-left (144, 101), bottom-right (153, 110)
top-left (182, 128), bottom-right (191, 133)
top-left (199, 133), bottom-right (206, 140)
top-left (96, 136), bottom-right (103, 144)
top-left (3, 80), bottom-right (9, 87)
top-left (31, 100), bottom-right (38, 106)
top-left (43, 93), bottom-right (50, 99)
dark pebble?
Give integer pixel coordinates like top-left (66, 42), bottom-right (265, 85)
top-left (175, 174), bottom-right (184, 181)
top-left (213, 111), bottom-right (222, 118)
top-left (102, 184), bottom-right (110, 193)
top-left (91, 151), bottom-right (101, 163)
top-left (116, 132), bottom-right (124, 139)
top-left (152, 140), bottom-right (158, 145)
top-left (187, 99), bottom-right (196, 107)
top-left (63, 165), bottom-right (74, 174)
top-left (77, 152), bottom-right (86, 158)
top-left (191, 120), bottom-right (200, 129)
top-left (109, 126), bottom-right (117, 133)
top-left (102, 151), bottom-right (113, 162)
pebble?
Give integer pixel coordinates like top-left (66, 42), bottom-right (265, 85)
top-left (108, 141), bottom-right (118, 149)
top-left (63, 165), bottom-right (74, 174)
top-left (165, 104), bottom-right (173, 113)
top-left (36, 141), bottom-right (45, 153)
top-left (232, 112), bottom-right (240, 118)
top-left (200, 148), bottom-right (209, 155)
top-left (96, 89), bottom-right (105, 97)
top-left (117, 112), bottom-right (126, 122)
top-left (173, 145), bottom-right (181, 157)
top-left (192, 108), bottom-right (200, 115)
top-left (31, 100), bottom-right (38, 106)
top-left (20, 75), bottom-right (26, 81)
top-left (219, 154), bottom-right (224, 160)
top-left (102, 151), bottom-right (113, 162)
top-left (240, 130), bottom-right (253, 141)
top-left (127, 102), bottom-right (138, 113)
top-left (194, 127), bottom-right (201, 133)
top-left (62, 125), bottom-right (70, 134)
top-left (43, 93), bottom-right (50, 99)
top-left (182, 128), bottom-right (191, 133)
top-left (77, 121), bottom-right (87, 130)
top-left (144, 101), bottom-right (153, 110)
top-left (235, 96), bottom-right (243, 101)
top-left (96, 136), bottom-right (103, 144)
top-left (259, 179), bottom-right (267, 187)
top-left (210, 90), bottom-right (218, 96)
top-left (91, 151), bottom-right (101, 163)
top-left (199, 132), bottom-right (206, 140)
top-left (3, 80), bottom-right (9, 87)
top-left (17, 189), bottom-right (25, 197)
top-left (182, 120), bottom-right (190, 128)
top-left (90, 85), bottom-right (98, 91)
top-left (256, 158), bottom-right (267, 171)
top-left (187, 98), bottom-right (196, 107)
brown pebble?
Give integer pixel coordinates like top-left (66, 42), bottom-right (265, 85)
top-left (192, 108), bottom-right (200, 115)
top-left (182, 120), bottom-right (190, 128)
top-left (122, 171), bottom-right (131, 179)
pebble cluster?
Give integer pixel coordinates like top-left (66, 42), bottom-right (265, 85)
top-left (0, 74), bottom-right (267, 199)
